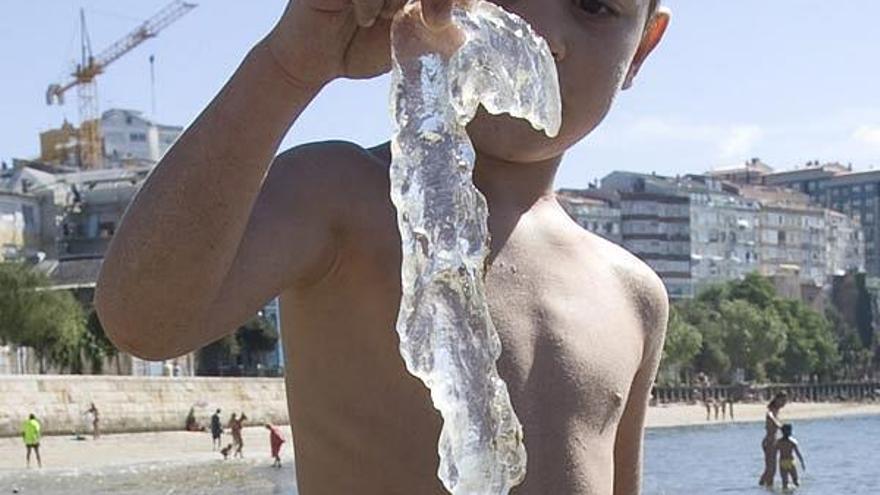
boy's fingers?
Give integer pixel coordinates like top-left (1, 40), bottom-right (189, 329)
top-left (353, 0), bottom-right (385, 27)
top-left (420, 0), bottom-right (453, 29)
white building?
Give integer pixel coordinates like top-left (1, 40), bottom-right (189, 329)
top-left (689, 188), bottom-right (762, 291)
top-left (826, 210), bottom-right (865, 276)
top-left (557, 189), bottom-right (622, 244)
top-left (101, 109), bottom-right (182, 165)
top-left (598, 171), bottom-right (866, 298)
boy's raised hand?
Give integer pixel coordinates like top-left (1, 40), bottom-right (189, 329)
top-left (266, 0), bottom-right (454, 87)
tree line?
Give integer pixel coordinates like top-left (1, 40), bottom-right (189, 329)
top-left (660, 273), bottom-right (877, 385)
top-left (0, 262), bottom-right (278, 374)
top-left (0, 262), bottom-right (115, 373)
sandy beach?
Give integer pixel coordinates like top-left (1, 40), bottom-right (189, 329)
top-left (0, 402), bottom-right (878, 473)
top-left (646, 401), bottom-right (880, 428)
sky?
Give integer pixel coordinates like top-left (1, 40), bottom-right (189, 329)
top-left (1, 0), bottom-right (879, 188)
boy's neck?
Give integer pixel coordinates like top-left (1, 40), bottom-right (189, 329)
top-left (472, 151), bottom-right (562, 213)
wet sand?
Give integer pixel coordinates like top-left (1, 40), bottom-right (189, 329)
top-left (0, 426), bottom-right (298, 494)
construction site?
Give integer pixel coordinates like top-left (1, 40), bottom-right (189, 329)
top-left (0, 2), bottom-right (277, 377)
top-left (2, 0), bottom-right (195, 260)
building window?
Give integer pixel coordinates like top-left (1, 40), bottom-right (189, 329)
top-left (129, 132), bottom-right (147, 142)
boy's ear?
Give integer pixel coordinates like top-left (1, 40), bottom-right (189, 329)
top-left (623, 6), bottom-right (671, 90)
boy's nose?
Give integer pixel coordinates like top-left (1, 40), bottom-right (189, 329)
top-left (532, 15), bottom-right (567, 62)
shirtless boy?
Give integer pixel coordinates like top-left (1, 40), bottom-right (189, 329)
top-left (96, 1), bottom-right (671, 494)
top-left (776, 424), bottom-right (806, 490)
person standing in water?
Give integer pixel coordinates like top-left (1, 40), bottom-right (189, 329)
top-left (21, 413), bottom-right (42, 468)
top-left (775, 423), bottom-right (806, 490)
top-left (759, 392), bottom-right (788, 486)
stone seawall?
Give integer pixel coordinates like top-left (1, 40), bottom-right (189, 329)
top-left (0, 375), bottom-right (289, 437)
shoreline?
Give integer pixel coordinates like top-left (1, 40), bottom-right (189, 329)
top-left (646, 401), bottom-right (880, 429)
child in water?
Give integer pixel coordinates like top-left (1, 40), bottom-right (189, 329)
top-left (776, 423), bottom-right (806, 490)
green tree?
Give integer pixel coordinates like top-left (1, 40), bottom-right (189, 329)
top-left (673, 273), bottom-right (872, 383)
top-left (0, 262), bottom-right (48, 342)
top-left (717, 299), bottom-right (787, 382)
top-left (769, 300), bottom-right (839, 382)
top-left (82, 310), bottom-right (119, 374)
top-left (236, 315), bottom-right (279, 370)
top-left (197, 333), bottom-right (240, 375)
top-left (18, 289), bottom-right (87, 373)
top-left (0, 262), bottom-right (88, 373)
top-left (728, 273), bottom-right (777, 309)
top-left (854, 273), bottom-right (875, 350)
top-left (659, 305), bottom-right (703, 383)
top-left (827, 307), bottom-right (873, 380)
top-left (677, 299), bottom-right (732, 381)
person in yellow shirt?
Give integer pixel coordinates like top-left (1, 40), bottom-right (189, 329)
top-left (21, 413), bottom-right (42, 468)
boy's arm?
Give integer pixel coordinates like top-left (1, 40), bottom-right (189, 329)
top-left (95, 41), bottom-right (323, 359)
top-left (96, 1), bottom-right (454, 360)
top-left (794, 441), bottom-right (806, 469)
top-left (613, 269), bottom-right (669, 495)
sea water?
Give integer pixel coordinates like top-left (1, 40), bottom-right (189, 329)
top-left (644, 414), bottom-right (880, 495)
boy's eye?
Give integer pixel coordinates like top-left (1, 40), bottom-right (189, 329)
top-left (576, 0), bottom-right (616, 16)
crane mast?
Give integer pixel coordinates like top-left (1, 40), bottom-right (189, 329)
top-left (46, 1), bottom-right (197, 169)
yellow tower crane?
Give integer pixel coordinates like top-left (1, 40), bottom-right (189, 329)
top-left (46, 1), bottom-right (197, 170)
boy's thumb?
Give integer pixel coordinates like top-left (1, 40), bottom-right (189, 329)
top-left (420, 0), bottom-right (453, 29)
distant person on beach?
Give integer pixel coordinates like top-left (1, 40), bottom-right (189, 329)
top-left (230, 412), bottom-right (247, 458)
top-left (211, 409), bottom-right (224, 450)
top-left (266, 423), bottom-right (286, 468)
top-left (759, 392), bottom-right (788, 487)
top-left (185, 407), bottom-right (204, 431)
top-left (775, 423), bottom-right (806, 490)
top-left (21, 414), bottom-right (42, 468)
top-left (87, 403), bottom-right (100, 439)
top-left (227, 413), bottom-right (238, 451)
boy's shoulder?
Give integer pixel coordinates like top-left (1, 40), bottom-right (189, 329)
top-left (270, 140), bottom-right (393, 217)
top-left (573, 224), bottom-right (670, 339)
top-left (275, 140), bottom-right (389, 186)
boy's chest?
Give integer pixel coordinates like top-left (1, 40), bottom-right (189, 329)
top-left (350, 220), bottom-right (645, 432)
top-left (483, 247), bottom-right (645, 433)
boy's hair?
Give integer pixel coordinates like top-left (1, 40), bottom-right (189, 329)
top-left (781, 423), bottom-right (793, 437)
